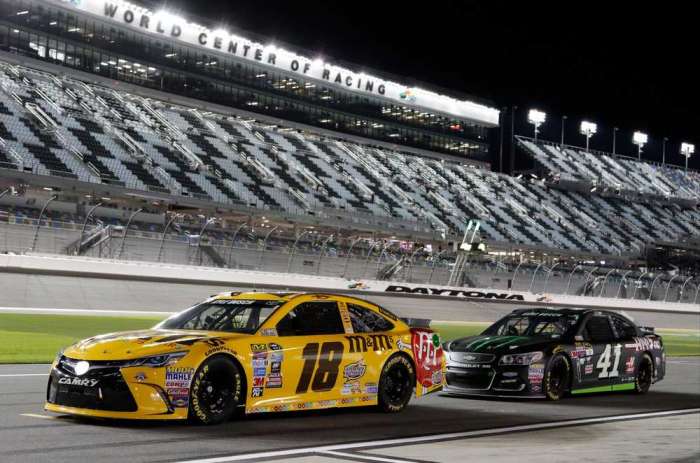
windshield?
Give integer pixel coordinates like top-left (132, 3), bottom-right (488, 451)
top-left (484, 312), bottom-right (580, 339)
top-left (157, 299), bottom-right (282, 333)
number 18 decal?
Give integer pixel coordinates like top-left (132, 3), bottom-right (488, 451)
top-left (597, 344), bottom-right (622, 378)
top-left (296, 342), bottom-right (344, 393)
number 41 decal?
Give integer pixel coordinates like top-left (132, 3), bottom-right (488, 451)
top-left (597, 344), bottom-right (622, 378)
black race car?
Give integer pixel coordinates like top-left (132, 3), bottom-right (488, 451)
top-left (443, 308), bottom-right (665, 399)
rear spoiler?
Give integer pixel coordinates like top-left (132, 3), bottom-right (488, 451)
top-left (640, 326), bottom-right (656, 335)
top-left (401, 318), bottom-right (431, 328)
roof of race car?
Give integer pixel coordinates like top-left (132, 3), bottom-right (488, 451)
top-left (210, 291), bottom-right (303, 301)
top-left (510, 307), bottom-right (593, 315)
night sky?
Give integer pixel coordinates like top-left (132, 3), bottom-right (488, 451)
top-left (146, 0), bottom-right (698, 169)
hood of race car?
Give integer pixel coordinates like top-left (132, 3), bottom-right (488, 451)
top-left (447, 335), bottom-right (552, 355)
top-left (62, 329), bottom-right (245, 361)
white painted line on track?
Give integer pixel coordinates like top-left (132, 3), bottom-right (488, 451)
top-left (0, 307), bottom-right (173, 316)
top-left (0, 373), bottom-right (48, 377)
top-left (20, 413), bottom-right (57, 420)
top-left (170, 408), bottom-right (700, 463)
top-left (320, 450), bottom-right (418, 462)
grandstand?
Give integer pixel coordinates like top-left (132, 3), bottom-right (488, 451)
top-left (0, 0), bottom-right (698, 302)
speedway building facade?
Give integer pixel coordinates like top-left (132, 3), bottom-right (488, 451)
top-left (0, 0), bottom-right (498, 161)
top-left (0, 0), bottom-right (698, 294)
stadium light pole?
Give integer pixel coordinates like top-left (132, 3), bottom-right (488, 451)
top-left (560, 115), bottom-right (567, 147)
top-left (579, 121), bottom-right (597, 153)
top-left (527, 109), bottom-right (546, 142)
top-left (257, 225), bottom-right (279, 270)
top-left (76, 202), bottom-right (102, 256)
top-left (662, 137), bottom-right (668, 165)
top-left (612, 127), bottom-right (619, 155)
top-left (226, 222), bottom-right (249, 268)
top-left (158, 212), bottom-right (182, 263)
top-left (681, 142), bottom-right (695, 172)
top-left (316, 234), bottom-right (334, 276)
top-left (633, 131), bottom-right (648, 160)
top-left (116, 208), bottom-right (142, 260)
top-left (30, 194), bottom-right (57, 252)
top-left (287, 229), bottom-right (311, 273)
top-left (342, 236), bottom-right (363, 279)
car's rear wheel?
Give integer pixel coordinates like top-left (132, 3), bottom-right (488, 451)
top-left (377, 355), bottom-right (414, 413)
top-left (634, 353), bottom-right (653, 394)
top-left (544, 354), bottom-right (570, 401)
top-left (189, 356), bottom-right (243, 425)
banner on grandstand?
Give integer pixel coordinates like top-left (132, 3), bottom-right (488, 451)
top-left (51, 0), bottom-right (499, 126)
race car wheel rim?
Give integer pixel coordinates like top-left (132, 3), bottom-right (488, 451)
top-left (197, 370), bottom-right (233, 415)
top-left (546, 356), bottom-right (568, 399)
top-left (636, 356), bottom-right (652, 392)
top-left (383, 364), bottom-right (410, 404)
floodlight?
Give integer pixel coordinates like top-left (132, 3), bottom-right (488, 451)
top-left (579, 121), bottom-right (597, 152)
top-left (632, 131), bottom-right (648, 160)
top-left (681, 142), bottom-right (695, 171)
top-left (528, 109), bottom-right (546, 141)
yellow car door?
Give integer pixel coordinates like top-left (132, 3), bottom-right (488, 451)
top-left (247, 296), bottom-right (350, 412)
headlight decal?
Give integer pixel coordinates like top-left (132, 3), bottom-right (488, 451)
top-left (498, 351), bottom-right (543, 366)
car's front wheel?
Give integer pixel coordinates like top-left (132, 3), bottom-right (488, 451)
top-left (377, 355), bottom-right (415, 413)
top-left (544, 354), bottom-right (570, 400)
top-left (634, 353), bottom-right (653, 394)
top-left (189, 356), bottom-right (244, 425)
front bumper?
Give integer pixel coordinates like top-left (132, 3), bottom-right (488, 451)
top-left (444, 356), bottom-right (545, 398)
top-left (44, 357), bottom-right (187, 420)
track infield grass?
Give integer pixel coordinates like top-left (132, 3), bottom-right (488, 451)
top-left (0, 314), bottom-right (697, 363)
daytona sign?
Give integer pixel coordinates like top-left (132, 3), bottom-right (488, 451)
top-left (385, 285), bottom-right (525, 300)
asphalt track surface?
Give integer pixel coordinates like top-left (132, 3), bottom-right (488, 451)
top-left (0, 358), bottom-right (698, 463)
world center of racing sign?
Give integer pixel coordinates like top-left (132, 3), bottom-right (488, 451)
top-left (50, 0), bottom-right (499, 126)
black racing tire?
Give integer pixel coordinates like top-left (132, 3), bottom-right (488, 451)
top-left (189, 356), bottom-right (244, 425)
top-left (377, 355), bottom-right (415, 413)
top-left (544, 354), bottom-right (570, 401)
top-left (634, 353), bottom-right (653, 394)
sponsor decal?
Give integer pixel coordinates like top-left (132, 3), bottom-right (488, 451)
top-left (252, 352), bottom-right (268, 360)
top-left (364, 382), bottom-right (378, 394)
top-left (412, 329), bottom-right (443, 389)
top-left (134, 372), bottom-right (146, 382)
top-left (396, 338), bottom-right (412, 352)
top-left (165, 367), bottom-right (194, 388)
top-left (250, 343), bottom-right (268, 352)
top-left (253, 376), bottom-right (265, 387)
top-left (625, 357), bottom-right (636, 373)
top-left (531, 384), bottom-right (542, 393)
top-left (339, 304), bottom-right (354, 334)
top-left (386, 285), bottom-right (525, 301)
top-left (345, 335), bottom-right (393, 353)
top-left (571, 343), bottom-right (594, 359)
top-left (251, 387), bottom-right (264, 398)
top-left (167, 387), bottom-right (190, 408)
top-left (266, 373), bottom-right (282, 388)
top-left (252, 358), bottom-right (267, 369)
top-left (210, 299), bottom-right (257, 305)
top-left (528, 363), bottom-right (545, 383)
top-left (344, 360), bottom-right (367, 381)
top-left (259, 328), bottom-right (277, 337)
top-left (627, 337), bottom-right (661, 352)
top-left (58, 377), bottom-right (98, 387)
top-left (253, 367), bottom-right (267, 377)
top-left (205, 346), bottom-right (234, 356)
top-left (585, 364), bottom-right (594, 375)
top-left (268, 343), bottom-right (283, 351)
top-left (270, 352), bottom-right (284, 362)
top-left (270, 361), bottom-right (282, 375)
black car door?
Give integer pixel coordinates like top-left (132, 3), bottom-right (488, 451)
top-left (610, 314), bottom-right (640, 390)
top-left (573, 314), bottom-right (619, 394)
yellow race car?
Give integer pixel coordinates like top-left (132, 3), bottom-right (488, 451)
top-left (45, 292), bottom-right (444, 424)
